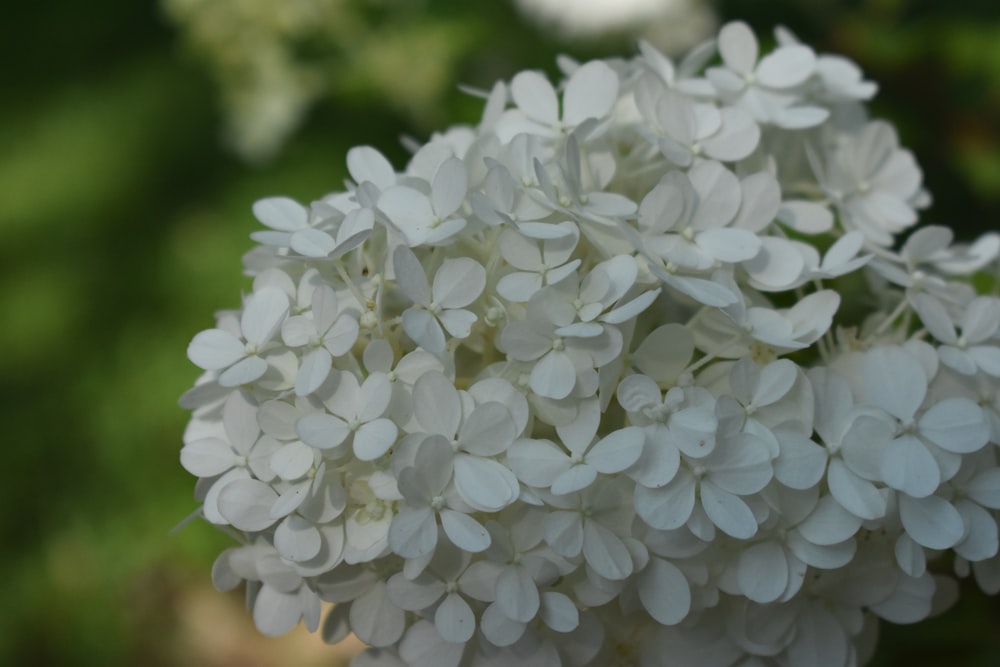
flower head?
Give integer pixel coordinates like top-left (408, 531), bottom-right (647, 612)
top-left (180, 21), bottom-right (1000, 666)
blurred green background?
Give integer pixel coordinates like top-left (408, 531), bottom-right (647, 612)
top-left (1, 0), bottom-right (998, 665)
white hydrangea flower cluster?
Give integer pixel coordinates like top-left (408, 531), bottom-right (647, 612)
top-left (180, 21), bottom-right (1000, 667)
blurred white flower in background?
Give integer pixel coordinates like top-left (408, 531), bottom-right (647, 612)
top-left (517, 0), bottom-right (714, 49)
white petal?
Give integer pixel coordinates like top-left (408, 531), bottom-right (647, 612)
top-left (458, 402), bottom-right (515, 457)
top-left (437, 309), bottom-right (477, 339)
top-left (380, 187), bottom-right (435, 245)
top-left (583, 519), bottom-right (633, 580)
top-left (539, 591), bottom-right (579, 633)
top-left (274, 514), bottom-right (322, 562)
top-left (435, 592), bottom-right (475, 644)
top-left (403, 308), bottom-right (445, 354)
top-left (639, 557), bottom-right (691, 624)
top-left (296, 413), bottom-right (350, 450)
top-left (392, 244), bottom-right (430, 305)
top-left (507, 438), bottom-right (572, 488)
top-left (864, 346), bottom-right (926, 420)
top-left (388, 507), bottom-right (438, 559)
top-left (413, 371), bottom-right (461, 437)
top-left (899, 494), bottom-right (964, 550)
top-left (773, 105), bottom-right (829, 129)
top-left (530, 350), bottom-right (577, 399)
top-left (511, 71), bottom-right (558, 125)
top-left (497, 272), bottom-right (544, 302)
top-left (387, 573), bottom-right (446, 612)
top-left (242, 288), bottom-right (290, 346)
top-left (955, 500), bottom-right (999, 562)
top-left (453, 455), bottom-right (519, 512)
top-left (797, 495), bottom-right (862, 545)
top-left (563, 60), bottom-right (619, 126)
top-left (354, 419), bottom-right (398, 461)
top-left (270, 441), bottom-right (314, 480)
top-left (188, 329), bottom-right (246, 370)
top-left (880, 435), bottom-right (940, 498)
top-left (703, 107), bottom-right (760, 163)
top-left (350, 581), bottom-right (405, 647)
top-left (828, 459), bottom-right (885, 520)
top-left (269, 481), bottom-right (310, 519)
top-left (440, 509), bottom-right (491, 553)
top-left (253, 585), bottom-right (303, 636)
top-left (966, 468), bottom-right (1000, 509)
top-left (253, 197), bottom-right (306, 232)
top-left (347, 146), bottom-right (396, 190)
top-left (433, 258), bottom-right (486, 309)
top-left (219, 385), bottom-right (264, 447)
top-left (496, 566), bottom-right (539, 623)
top-left (218, 356), bottom-right (268, 387)
top-left (773, 433), bottom-right (826, 490)
top-left (545, 511), bottom-right (584, 557)
top-left (697, 228), bottom-right (761, 263)
top-left (718, 21), bottom-right (758, 74)
top-left (431, 157), bottom-right (468, 218)
top-left (778, 200), bottom-right (833, 234)
top-left (480, 603), bottom-right (527, 647)
top-left (738, 541), bottom-right (788, 603)
top-left (919, 398), bottom-right (989, 454)
top-left (756, 45), bottom-right (816, 88)
top-left (635, 473), bottom-right (696, 530)
top-left (295, 348), bottom-right (331, 397)
top-left (586, 426), bottom-right (645, 473)
top-left (550, 464), bottom-right (598, 495)
top-left (290, 228), bottom-right (337, 257)
top-left (217, 479), bottom-right (279, 531)
top-left (700, 483), bottom-right (757, 539)
top-left (743, 236), bottom-right (805, 290)
top-left (181, 438), bottom-right (235, 477)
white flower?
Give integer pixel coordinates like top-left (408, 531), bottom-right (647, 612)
top-left (393, 246), bottom-right (486, 354)
top-left (379, 156), bottom-right (469, 246)
top-left (296, 371), bottom-right (398, 461)
top-left (281, 284), bottom-right (360, 395)
top-left (187, 286), bottom-right (289, 387)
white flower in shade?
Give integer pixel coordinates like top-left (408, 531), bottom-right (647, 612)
top-left (637, 162), bottom-right (763, 271)
top-left (635, 429), bottom-right (772, 540)
top-left (388, 436), bottom-right (491, 559)
top-left (379, 157), bottom-right (469, 246)
top-left (543, 477), bottom-right (637, 581)
top-left (403, 371), bottom-right (520, 513)
top-left (508, 398), bottom-right (644, 494)
top-left (320, 566), bottom-right (407, 648)
top-left (181, 390), bottom-right (280, 524)
top-left (707, 20), bottom-right (828, 129)
top-left (212, 542), bottom-right (322, 637)
top-left (388, 543), bottom-right (498, 645)
top-left (499, 255), bottom-right (657, 399)
top-left (295, 371), bottom-right (398, 461)
top-left (281, 284), bottom-right (360, 395)
top-left (187, 286), bottom-right (289, 387)
top-left (819, 120), bottom-right (927, 246)
top-left (862, 346), bottom-right (989, 498)
top-left (616, 374), bottom-right (718, 487)
top-left (393, 246), bottom-right (485, 354)
top-left (496, 60), bottom-right (619, 142)
top-left (496, 223), bottom-right (581, 302)
top-left (912, 293), bottom-right (1000, 377)
top-left (634, 77), bottom-right (760, 165)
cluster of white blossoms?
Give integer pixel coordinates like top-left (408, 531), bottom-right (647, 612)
top-left (180, 21), bottom-right (1000, 667)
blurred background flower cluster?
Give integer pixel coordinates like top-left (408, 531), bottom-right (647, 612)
top-left (1, 0), bottom-right (997, 665)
